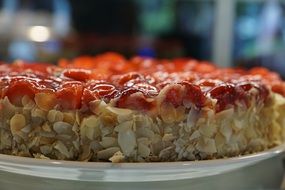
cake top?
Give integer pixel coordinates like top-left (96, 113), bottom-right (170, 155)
top-left (0, 52), bottom-right (284, 112)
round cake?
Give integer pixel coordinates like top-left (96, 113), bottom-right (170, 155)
top-left (0, 52), bottom-right (284, 162)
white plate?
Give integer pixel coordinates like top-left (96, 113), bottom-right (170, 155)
top-left (0, 143), bottom-right (284, 182)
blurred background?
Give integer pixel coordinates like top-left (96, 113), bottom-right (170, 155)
top-left (0, 0), bottom-right (284, 77)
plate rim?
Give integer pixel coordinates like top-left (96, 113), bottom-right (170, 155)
top-left (0, 143), bottom-right (284, 182)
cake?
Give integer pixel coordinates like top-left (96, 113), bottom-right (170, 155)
top-left (0, 52), bottom-right (284, 162)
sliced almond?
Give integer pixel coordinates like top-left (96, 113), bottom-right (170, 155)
top-left (106, 106), bottom-right (133, 123)
top-left (10, 114), bottom-right (26, 135)
top-left (160, 103), bottom-right (176, 124)
top-left (138, 143), bottom-right (150, 157)
top-left (97, 147), bottom-right (120, 160)
top-left (35, 93), bottom-right (56, 111)
top-left (80, 116), bottom-right (100, 140)
top-left (100, 137), bottom-right (117, 148)
top-left (118, 129), bottom-right (137, 156)
top-left (109, 151), bottom-right (125, 163)
top-left (54, 141), bottom-right (71, 158)
top-left (47, 110), bottom-right (63, 123)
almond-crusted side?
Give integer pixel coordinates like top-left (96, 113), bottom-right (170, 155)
top-left (0, 89), bottom-right (283, 162)
top-left (0, 96), bottom-right (80, 160)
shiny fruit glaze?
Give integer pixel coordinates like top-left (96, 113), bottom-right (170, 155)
top-left (82, 82), bottom-right (119, 105)
top-left (0, 53), bottom-right (282, 112)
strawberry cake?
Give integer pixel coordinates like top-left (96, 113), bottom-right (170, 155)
top-left (0, 52), bottom-right (284, 162)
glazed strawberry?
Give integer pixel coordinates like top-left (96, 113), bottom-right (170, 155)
top-left (116, 87), bottom-right (155, 111)
top-left (193, 62), bottom-right (216, 73)
top-left (56, 81), bottom-right (83, 110)
top-left (11, 62), bottom-right (54, 74)
top-left (132, 83), bottom-right (158, 97)
top-left (130, 57), bottom-right (158, 74)
top-left (82, 82), bottom-right (119, 104)
top-left (197, 79), bottom-right (221, 87)
top-left (237, 80), bottom-right (269, 100)
top-left (62, 69), bottom-right (91, 81)
top-left (195, 79), bottom-right (223, 94)
top-left (5, 80), bottom-right (38, 106)
top-left (2, 72), bottom-right (60, 106)
top-left (160, 60), bottom-right (175, 72)
top-left (180, 81), bottom-right (206, 108)
top-left (163, 85), bottom-right (184, 107)
top-left (209, 84), bottom-right (237, 112)
top-left (95, 52), bottom-right (126, 63)
top-left (94, 53), bottom-right (134, 74)
top-left (271, 83), bottom-right (285, 96)
top-left (59, 53), bottom-right (128, 75)
top-left (59, 56), bottom-right (95, 69)
top-left (113, 72), bottom-right (145, 87)
top-left (249, 67), bottom-right (271, 76)
top-left (172, 58), bottom-right (191, 72)
top-left (237, 83), bottom-right (253, 92)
